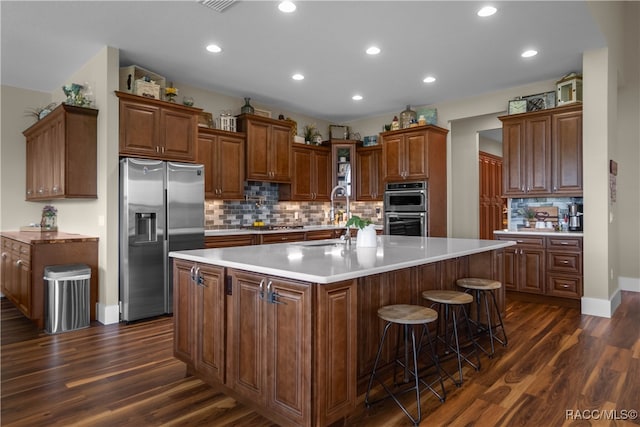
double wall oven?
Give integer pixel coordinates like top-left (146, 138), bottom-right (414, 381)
top-left (384, 181), bottom-right (428, 236)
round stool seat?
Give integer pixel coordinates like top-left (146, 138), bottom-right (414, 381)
top-left (422, 290), bottom-right (473, 305)
top-left (377, 304), bottom-right (438, 325)
top-left (456, 278), bottom-right (502, 290)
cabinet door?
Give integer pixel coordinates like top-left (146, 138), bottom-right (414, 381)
top-left (197, 133), bottom-right (216, 199)
top-left (382, 133), bottom-right (403, 182)
top-left (266, 278), bottom-right (311, 423)
top-left (173, 260), bottom-right (195, 364)
top-left (270, 124), bottom-right (292, 182)
top-left (195, 265), bottom-right (226, 383)
top-left (0, 239), bottom-right (10, 295)
top-left (119, 99), bottom-right (160, 156)
top-left (552, 110), bottom-right (582, 195)
top-left (290, 147), bottom-right (313, 200)
top-left (356, 147), bottom-right (382, 201)
top-left (313, 148), bottom-right (332, 201)
top-left (16, 256), bottom-right (31, 316)
top-left (404, 131), bottom-right (428, 180)
top-left (228, 270), bottom-right (267, 405)
top-left (525, 115), bottom-right (552, 195)
top-left (501, 245), bottom-right (518, 291)
top-left (50, 115), bottom-right (66, 197)
top-left (502, 120), bottom-right (526, 196)
top-left (217, 134), bottom-right (245, 199)
top-left (160, 109), bottom-right (197, 161)
top-left (246, 120), bottom-right (271, 181)
top-left (519, 248), bottom-right (545, 294)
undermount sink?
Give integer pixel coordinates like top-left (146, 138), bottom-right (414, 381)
top-left (294, 240), bottom-right (342, 248)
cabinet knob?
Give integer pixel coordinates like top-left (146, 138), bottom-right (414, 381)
top-left (562, 260), bottom-right (569, 264)
top-left (561, 284), bottom-right (570, 289)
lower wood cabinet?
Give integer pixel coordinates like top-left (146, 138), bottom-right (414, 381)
top-left (227, 270), bottom-right (312, 425)
top-left (495, 233), bottom-right (582, 299)
top-left (205, 234), bottom-right (255, 248)
top-left (258, 232), bottom-right (306, 245)
top-left (173, 260), bottom-right (226, 383)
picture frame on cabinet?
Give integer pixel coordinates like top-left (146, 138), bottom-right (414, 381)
top-left (198, 111), bottom-right (214, 128)
top-left (508, 98), bottom-right (527, 115)
top-left (254, 108), bottom-right (271, 118)
top-left (522, 91), bottom-right (556, 111)
top-left (415, 107), bottom-right (437, 125)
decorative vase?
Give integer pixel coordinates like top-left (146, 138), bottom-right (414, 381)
top-left (41, 215), bottom-right (57, 231)
top-left (356, 224), bottom-right (377, 248)
top-left (241, 97), bottom-right (255, 114)
top-left (399, 105), bottom-right (417, 129)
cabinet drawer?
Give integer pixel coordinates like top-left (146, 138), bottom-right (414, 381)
top-left (305, 229), bottom-right (337, 240)
top-left (547, 274), bottom-right (582, 299)
top-left (547, 251), bottom-right (581, 274)
top-left (205, 235), bottom-right (255, 248)
top-left (260, 232), bottom-right (306, 244)
top-left (547, 236), bottom-right (582, 251)
top-left (496, 235), bottom-right (545, 248)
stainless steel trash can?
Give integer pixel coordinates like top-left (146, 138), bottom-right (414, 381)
top-left (44, 264), bottom-right (91, 334)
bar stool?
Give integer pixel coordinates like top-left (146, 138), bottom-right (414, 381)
top-left (422, 290), bottom-right (480, 386)
top-left (365, 304), bottom-right (445, 426)
top-left (456, 278), bottom-right (508, 358)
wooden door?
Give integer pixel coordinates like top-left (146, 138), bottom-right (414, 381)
top-left (246, 120), bottom-right (270, 180)
top-left (266, 278), bottom-right (311, 424)
top-left (479, 151), bottom-right (504, 239)
top-left (195, 265), bottom-right (225, 383)
top-left (160, 108), bottom-right (196, 161)
top-left (217, 133), bottom-right (245, 199)
top-left (16, 255), bottom-right (31, 316)
top-left (404, 131), bottom-right (428, 180)
top-left (270, 124), bottom-right (292, 182)
top-left (119, 99), bottom-right (160, 157)
top-left (525, 115), bottom-right (552, 195)
top-left (173, 260), bottom-right (195, 364)
top-left (50, 115), bottom-right (66, 197)
top-left (502, 247), bottom-right (518, 291)
top-left (381, 133), bottom-right (403, 182)
top-left (356, 147), bottom-right (382, 201)
top-left (290, 147), bottom-right (313, 200)
top-left (313, 148), bottom-right (332, 201)
top-left (552, 109), bottom-right (582, 195)
top-left (519, 248), bottom-right (545, 294)
top-left (228, 270), bottom-right (267, 405)
top-left (502, 119), bottom-right (526, 196)
top-left (197, 133), bottom-right (216, 199)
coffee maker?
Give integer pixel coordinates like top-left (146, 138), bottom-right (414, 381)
top-left (568, 203), bottom-right (583, 231)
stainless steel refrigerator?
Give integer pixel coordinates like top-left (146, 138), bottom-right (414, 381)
top-left (119, 158), bottom-right (204, 322)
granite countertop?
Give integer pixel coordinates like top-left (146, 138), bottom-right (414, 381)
top-left (205, 224), bottom-right (383, 237)
top-left (493, 229), bottom-right (584, 237)
top-left (170, 235), bottom-right (515, 284)
top-left (1, 231), bottom-right (99, 244)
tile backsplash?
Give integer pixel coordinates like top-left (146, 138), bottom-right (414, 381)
top-left (205, 181), bottom-right (383, 229)
top-left (508, 197), bottom-right (583, 229)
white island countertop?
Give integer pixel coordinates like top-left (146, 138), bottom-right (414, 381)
top-left (170, 236), bottom-right (515, 284)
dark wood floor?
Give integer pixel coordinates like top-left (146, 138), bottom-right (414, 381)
top-left (2, 292), bottom-right (639, 427)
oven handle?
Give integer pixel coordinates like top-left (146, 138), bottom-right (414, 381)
top-left (385, 212), bottom-right (426, 218)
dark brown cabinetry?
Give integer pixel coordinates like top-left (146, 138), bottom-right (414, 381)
top-left (0, 232), bottom-right (99, 328)
top-left (237, 114), bottom-right (292, 182)
top-left (495, 233), bottom-right (583, 299)
top-left (258, 232), bottom-right (307, 245)
top-left (197, 128), bottom-right (245, 200)
top-left (500, 104), bottom-right (582, 197)
top-left (227, 269), bottom-right (311, 426)
top-left (355, 145), bottom-right (383, 201)
top-left (173, 260), bottom-right (225, 383)
top-left (117, 91), bottom-right (201, 162)
top-left (479, 151), bottom-right (505, 239)
top-left (205, 234), bottom-right (255, 248)
top-left (23, 104), bottom-right (98, 201)
top-left (279, 144), bottom-right (331, 201)
top-left (381, 125), bottom-right (448, 237)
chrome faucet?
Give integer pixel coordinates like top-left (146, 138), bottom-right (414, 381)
top-left (330, 185), bottom-right (351, 245)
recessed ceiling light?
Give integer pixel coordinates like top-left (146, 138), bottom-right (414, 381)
top-left (206, 44), bottom-right (222, 53)
top-left (477, 6), bottom-right (497, 17)
top-left (278, 1), bottom-right (296, 13)
top-left (521, 49), bottom-right (538, 58)
top-left (352, 95), bottom-right (363, 101)
top-left (423, 76), bottom-right (436, 83)
top-left (292, 73), bottom-right (304, 80)
top-left (366, 46), bottom-right (381, 55)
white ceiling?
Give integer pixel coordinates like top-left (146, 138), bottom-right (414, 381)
top-left (1, 1), bottom-right (605, 123)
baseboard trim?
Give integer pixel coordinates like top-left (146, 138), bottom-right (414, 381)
top-left (619, 276), bottom-right (640, 292)
top-left (97, 303), bottom-right (120, 325)
top-left (581, 288), bottom-right (621, 318)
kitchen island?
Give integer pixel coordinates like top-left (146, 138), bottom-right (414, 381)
top-left (169, 236), bottom-right (515, 427)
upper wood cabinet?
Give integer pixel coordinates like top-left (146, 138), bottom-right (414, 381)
top-left (380, 125), bottom-right (447, 182)
top-left (116, 91), bottom-right (201, 162)
top-left (500, 104), bottom-right (582, 197)
top-left (237, 114), bottom-right (292, 183)
top-left (331, 140), bottom-right (357, 198)
top-left (197, 128), bottom-right (245, 200)
top-left (279, 144), bottom-right (331, 201)
top-left (355, 145), bottom-right (383, 201)
top-left (23, 104), bottom-right (98, 201)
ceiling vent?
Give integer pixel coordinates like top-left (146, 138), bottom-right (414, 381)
top-left (199, 0), bottom-right (236, 13)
